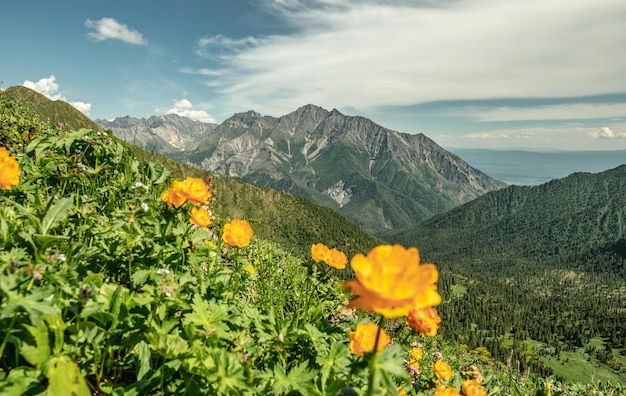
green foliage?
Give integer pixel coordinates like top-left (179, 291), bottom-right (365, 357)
top-left (1, 94), bottom-right (622, 395)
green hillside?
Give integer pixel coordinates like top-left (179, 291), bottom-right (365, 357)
top-left (1, 85), bottom-right (103, 131)
top-left (388, 170), bottom-right (626, 382)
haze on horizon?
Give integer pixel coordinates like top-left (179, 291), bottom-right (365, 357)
top-left (2, 0), bottom-right (625, 150)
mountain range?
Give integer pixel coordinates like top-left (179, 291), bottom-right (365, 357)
top-left (100, 105), bottom-right (505, 233)
top-left (98, 114), bottom-right (217, 153)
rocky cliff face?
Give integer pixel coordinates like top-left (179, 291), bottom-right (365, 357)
top-left (185, 104), bottom-right (506, 233)
top-left (97, 114), bottom-right (217, 153)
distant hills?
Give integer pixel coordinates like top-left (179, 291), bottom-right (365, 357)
top-left (387, 166), bottom-right (626, 378)
top-left (390, 165), bottom-right (626, 277)
top-left (101, 105), bottom-right (505, 233)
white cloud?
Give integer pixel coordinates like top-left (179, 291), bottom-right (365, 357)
top-left (22, 76), bottom-right (92, 116)
top-left (69, 101), bottom-right (92, 116)
top-left (158, 99), bottom-right (216, 123)
top-left (23, 75), bottom-right (64, 100)
top-left (85, 18), bottom-right (147, 45)
top-left (589, 126), bottom-right (626, 139)
top-left (469, 103), bottom-right (626, 122)
top-left (190, 0), bottom-right (626, 115)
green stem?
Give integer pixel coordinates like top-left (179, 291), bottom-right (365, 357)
top-left (0, 315), bottom-right (17, 365)
top-left (366, 315), bottom-right (386, 396)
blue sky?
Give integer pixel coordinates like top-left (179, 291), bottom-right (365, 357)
top-left (2, 0), bottom-right (626, 150)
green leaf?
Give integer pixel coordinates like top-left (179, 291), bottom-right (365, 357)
top-left (40, 197), bottom-right (73, 235)
top-left (0, 367), bottom-right (45, 395)
top-left (182, 295), bottom-right (230, 339)
top-left (46, 356), bottom-right (91, 396)
top-left (109, 285), bottom-right (124, 326)
top-left (271, 362), bottom-right (315, 396)
top-left (131, 269), bottom-right (150, 286)
top-left (20, 321), bottom-right (51, 367)
top-left (136, 341), bottom-right (151, 381)
top-left (82, 273), bottom-right (104, 288)
top-left (316, 341), bottom-right (351, 385)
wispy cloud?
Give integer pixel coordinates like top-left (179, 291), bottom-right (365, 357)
top-left (85, 18), bottom-right (147, 45)
top-left (437, 123), bottom-right (626, 149)
top-left (188, 0), bottom-right (626, 115)
top-left (156, 99), bottom-right (216, 123)
top-left (468, 103), bottom-right (626, 122)
top-left (23, 76), bottom-right (92, 115)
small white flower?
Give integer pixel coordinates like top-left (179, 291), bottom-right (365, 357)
top-left (156, 268), bottom-right (170, 276)
top-left (77, 163), bottom-right (87, 171)
top-left (132, 181), bottom-right (149, 191)
top-left (140, 202), bottom-right (149, 212)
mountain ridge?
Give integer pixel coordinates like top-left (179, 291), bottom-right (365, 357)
top-left (97, 113), bottom-right (217, 153)
top-left (176, 104), bottom-right (506, 233)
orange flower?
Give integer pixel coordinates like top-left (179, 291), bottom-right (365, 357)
top-left (162, 179), bottom-right (187, 208)
top-left (222, 219), bottom-right (254, 247)
top-left (461, 379), bottom-right (486, 396)
top-left (180, 177), bottom-right (212, 206)
top-left (348, 322), bottom-right (390, 357)
top-left (343, 244), bottom-right (441, 318)
top-left (0, 147), bottom-right (20, 190)
top-left (326, 248), bottom-right (348, 270)
top-left (406, 306), bottom-right (442, 337)
top-left (189, 207), bottom-right (212, 229)
top-left (435, 386), bottom-right (460, 396)
top-left (311, 243), bottom-right (330, 263)
top-left (433, 360), bottom-right (453, 381)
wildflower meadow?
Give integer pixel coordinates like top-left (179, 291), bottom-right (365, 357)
top-left (0, 97), bottom-right (623, 395)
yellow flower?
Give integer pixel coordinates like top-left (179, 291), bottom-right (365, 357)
top-left (433, 360), bottom-right (453, 381)
top-left (461, 379), bottom-right (486, 396)
top-left (409, 346), bottom-right (423, 361)
top-left (406, 306), bottom-right (442, 337)
top-left (162, 179), bottom-right (187, 208)
top-left (311, 243), bottom-right (330, 263)
top-left (343, 244), bottom-right (441, 318)
top-left (190, 207), bottom-right (212, 229)
top-left (348, 322), bottom-right (390, 357)
top-left (397, 387), bottom-right (408, 396)
top-left (435, 386), bottom-right (460, 396)
top-left (0, 147), bottom-right (20, 190)
top-left (244, 265), bottom-right (255, 275)
top-left (326, 248), bottom-right (348, 270)
top-left (180, 177), bottom-right (212, 206)
top-left (222, 219), bottom-right (254, 247)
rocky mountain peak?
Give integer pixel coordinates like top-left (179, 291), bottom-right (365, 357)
top-left (182, 104), bottom-right (506, 233)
